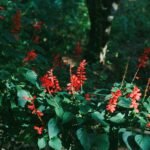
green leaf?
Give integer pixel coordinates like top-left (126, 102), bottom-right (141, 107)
top-left (38, 137), bottom-right (47, 149)
top-left (76, 128), bottom-right (91, 150)
top-left (109, 113), bottom-right (125, 123)
top-left (55, 107), bottom-right (64, 118)
top-left (48, 118), bottom-right (60, 139)
top-left (93, 134), bottom-right (109, 150)
top-left (24, 70), bottom-right (37, 84)
top-left (122, 131), bottom-right (134, 150)
top-left (17, 89), bottom-right (30, 107)
top-left (62, 112), bottom-right (73, 124)
top-left (49, 137), bottom-right (62, 150)
top-left (118, 97), bottom-right (131, 108)
top-left (135, 135), bottom-right (150, 150)
top-left (91, 111), bottom-right (108, 126)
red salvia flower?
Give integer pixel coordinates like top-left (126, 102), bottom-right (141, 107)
top-left (67, 74), bottom-right (81, 93)
top-left (106, 89), bottom-right (122, 113)
top-left (28, 104), bottom-right (35, 111)
top-left (77, 59), bottom-right (87, 85)
top-left (36, 110), bottom-right (44, 117)
top-left (11, 10), bottom-right (21, 34)
top-left (34, 126), bottom-right (44, 135)
top-left (23, 50), bottom-right (37, 62)
top-left (138, 48), bottom-right (150, 68)
top-left (128, 86), bottom-right (141, 112)
top-left (67, 60), bottom-right (87, 94)
top-left (40, 69), bottom-right (61, 94)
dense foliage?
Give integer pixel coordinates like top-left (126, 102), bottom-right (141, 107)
top-left (0, 0), bottom-right (150, 150)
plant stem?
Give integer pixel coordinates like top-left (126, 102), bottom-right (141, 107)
top-left (143, 78), bottom-right (150, 100)
top-left (120, 58), bottom-right (130, 89)
top-left (131, 66), bottom-right (140, 83)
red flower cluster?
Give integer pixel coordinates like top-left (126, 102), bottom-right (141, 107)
top-left (74, 42), bottom-right (82, 56)
top-left (128, 86), bottom-right (141, 112)
top-left (138, 48), bottom-right (150, 68)
top-left (33, 21), bottom-right (43, 30)
top-left (77, 59), bottom-right (87, 85)
top-left (27, 96), bottom-right (44, 117)
top-left (106, 89), bottom-right (122, 113)
top-left (146, 122), bottom-right (150, 128)
top-left (67, 60), bottom-right (87, 93)
top-left (40, 69), bottom-right (61, 94)
top-left (26, 96), bottom-right (44, 134)
top-left (11, 10), bottom-right (21, 34)
top-left (23, 50), bottom-right (37, 62)
top-left (34, 126), bottom-right (44, 135)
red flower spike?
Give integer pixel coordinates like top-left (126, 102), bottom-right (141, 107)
top-left (138, 48), bottom-right (150, 68)
top-left (67, 74), bottom-right (81, 93)
top-left (11, 10), bottom-right (21, 34)
top-left (40, 69), bottom-right (61, 94)
top-left (67, 60), bottom-right (87, 94)
top-left (106, 89), bottom-right (122, 113)
top-left (27, 104), bottom-right (35, 111)
top-left (23, 50), bottom-right (37, 62)
top-left (77, 60), bottom-right (87, 85)
top-left (34, 126), bottom-right (44, 135)
top-left (128, 86), bottom-right (141, 112)
top-left (36, 110), bottom-right (44, 117)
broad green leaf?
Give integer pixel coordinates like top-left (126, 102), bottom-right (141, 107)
top-left (49, 137), bottom-right (62, 150)
top-left (93, 134), bottom-right (109, 150)
top-left (62, 112), bottom-right (73, 124)
top-left (118, 97), bottom-right (131, 108)
top-left (17, 89), bottom-right (30, 107)
top-left (55, 107), bottom-right (64, 118)
top-left (24, 70), bottom-right (37, 84)
top-left (48, 118), bottom-right (60, 139)
top-left (122, 131), bottom-right (133, 150)
top-left (46, 97), bottom-right (57, 107)
top-left (109, 113), bottom-right (125, 123)
top-left (135, 135), bottom-right (150, 150)
top-left (38, 137), bottom-right (47, 149)
top-left (91, 111), bottom-right (108, 126)
top-left (76, 128), bottom-right (91, 150)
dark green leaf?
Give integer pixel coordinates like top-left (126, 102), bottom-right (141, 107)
top-left (135, 135), bottom-right (150, 150)
top-left (17, 89), bottom-right (30, 107)
top-left (109, 113), bottom-right (125, 123)
top-left (76, 128), bottom-right (91, 150)
top-left (38, 137), bottom-right (47, 149)
top-left (48, 118), bottom-right (60, 139)
top-left (62, 112), bottom-right (73, 124)
top-left (91, 111), bottom-right (108, 126)
top-left (118, 97), bottom-right (131, 108)
top-left (24, 70), bottom-right (37, 84)
top-left (49, 137), bottom-right (62, 150)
